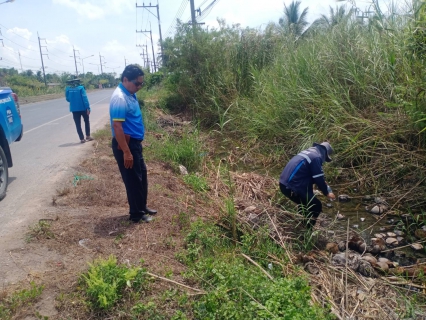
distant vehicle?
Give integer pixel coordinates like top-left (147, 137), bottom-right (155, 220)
top-left (0, 87), bottom-right (23, 200)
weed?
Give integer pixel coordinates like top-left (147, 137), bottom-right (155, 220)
top-left (80, 255), bottom-right (150, 310)
top-left (26, 221), bottom-right (54, 242)
top-left (182, 173), bottom-right (209, 192)
top-left (156, 130), bottom-right (203, 172)
top-left (172, 211), bottom-right (191, 231)
top-left (93, 127), bottom-right (111, 140)
top-left (0, 282), bottom-right (44, 319)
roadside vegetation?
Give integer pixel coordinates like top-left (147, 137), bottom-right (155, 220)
top-left (3, 0), bottom-right (426, 319)
top-left (0, 68), bottom-right (117, 97)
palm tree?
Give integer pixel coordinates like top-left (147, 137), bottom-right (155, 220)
top-left (314, 5), bottom-right (353, 29)
top-left (279, 1), bottom-right (309, 38)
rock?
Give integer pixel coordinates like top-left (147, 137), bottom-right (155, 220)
top-left (304, 262), bottom-right (320, 275)
top-left (358, 260), bottom-right (379, 278)
top-left (370, 204), bottom-right (388, 214)
top-left (411, 243), bottom-right (424, 251)
top-left (360, 217), bottom-right (366, 222)
top-left (336, 213), bottom-right (345, 220)
top-left (362, 255), bottom-right (377, 265)
top-left (353, 224), bottom-right (359, 229)
top-left (387, 232), bottom-right (397, 237)
top-left (246, 213), bottom-right (260, 225)
top-left (244, 206), bottom-right (257, 213)
top-left (179, 165), bottom-right (188, 175)
top-left (338, 241), bottom-right (346, 252)
top-left (370, 238), bottom-right (386, 254)
top-left (326, 203), bottom-right (333, 208)
top-left (338, 194), bottom-right (351, 202)
top-left (394, 230), bottom-right (404, 236)
top-left (375, 261), bottom-right (389, 272)
top-left (375, 233), bottom-right (384, 238)
top-left (348, 235), bottom-right (365, 253)
top-left (326, 242), bottom-right (339, 254)
top-left (332, 252), bottom-right (360, 271)
top-left (415, 229), bottom-right (426, 240)
top-left (386, 237), bottom-right (398, 246)
top-left (378, 257), bottom-right (391, 264)
top-left (363, 195), bottom-right (373, 201)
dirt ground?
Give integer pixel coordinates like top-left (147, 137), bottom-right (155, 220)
top-left (2, 115), bottom-right (211, 319)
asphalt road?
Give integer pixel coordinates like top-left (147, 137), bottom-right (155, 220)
top-left (0, 89), bottom-right (113, 260)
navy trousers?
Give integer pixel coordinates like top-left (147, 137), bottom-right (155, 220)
top-left (279, 183), bottom-right (322, 228)
top-left (112, 137), bottom-right (148, 219)
top-left (72, 111), bottom-right (90, 140)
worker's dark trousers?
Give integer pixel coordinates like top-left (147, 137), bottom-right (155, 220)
top-left (279, 183), bottom-right (322, 228)
top-left (112, 137), bottom-right (148, 219)
top-left (72, 111), bottom-right (90, 140)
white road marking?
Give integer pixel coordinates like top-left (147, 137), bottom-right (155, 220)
top-left (23, 96), bottom-right (110, 134)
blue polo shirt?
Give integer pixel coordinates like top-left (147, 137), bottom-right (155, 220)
top-left (109, 83), bottom-right (144, 140)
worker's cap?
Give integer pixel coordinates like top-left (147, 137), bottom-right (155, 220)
top-left (313, 141), bottom-right (333, 162)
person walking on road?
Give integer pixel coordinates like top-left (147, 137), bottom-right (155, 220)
top-left (65, 78), bottom-right (94, 143)
top-left (279, 142), bottom-right (336, 228)
top-left (109, 64), bottom-right (157, 223)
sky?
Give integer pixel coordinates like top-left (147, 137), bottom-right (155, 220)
top-left (0, 0), bottom-right (387, 77)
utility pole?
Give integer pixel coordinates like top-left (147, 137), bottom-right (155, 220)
top-left (72, 46), bottom-right (79, 76)
top-left (37, 32), bottom-right (47, 87)
top-left (190, 0), bottom-right (196, 29)
top-left (136, 26), bottom-right (157, 72)
top-left (99, 52), bottom-right (105, 74)
top-left (124, 57), bottom-right (128, 67)
top-left (136, 1), bottom-right (164, 67)
top-left (18, 50), bottom-right (23, 71)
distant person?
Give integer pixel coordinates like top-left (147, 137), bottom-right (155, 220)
top-left (109, 64), bottom-right (157, 223)
top-left (65, 78), bottom-right (94, 143)
top-left (279, 142), bottom-right (336, 228)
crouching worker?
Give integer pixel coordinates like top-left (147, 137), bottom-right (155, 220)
top-left (279, 142), bottom-right (336, 228)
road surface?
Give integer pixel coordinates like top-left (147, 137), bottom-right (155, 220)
top-left (0, 89), bottom-right (113, 284)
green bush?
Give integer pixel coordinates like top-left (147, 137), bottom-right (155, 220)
top-left (80, 255), bottom-right (149, 310)
top-left (181, 220), bottom-right (333, 319)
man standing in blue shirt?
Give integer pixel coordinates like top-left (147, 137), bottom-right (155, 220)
top-left (110, 64), bottom-right (157, 223)
top-left (65, 78), bottom-right (94, 143)
top-left (279, 142), bottom-right (336, 228)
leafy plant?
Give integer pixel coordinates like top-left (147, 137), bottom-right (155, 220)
top-left (80, 255), bottom-right (149, 310)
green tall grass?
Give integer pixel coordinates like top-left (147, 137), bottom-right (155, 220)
top-left (161, 2), bottom-right (426, 201)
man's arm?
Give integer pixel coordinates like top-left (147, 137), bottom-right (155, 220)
top-left (113, 121), bottom-right (133, 169)
top-left (80, 87), bottom-right (90, 112)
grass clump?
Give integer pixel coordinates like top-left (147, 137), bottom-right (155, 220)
top-left (26, 221), bottom-right (54, 242)
top-left (0, 282), bottom-right (44, 319)
top-left (183, 173), bottom-right (209, 192)
top-left (155, 131), bottom-right (204, 172)
top-left (80, 255), bottom-right (150, 311)
top-left (180, 220), bottom-right (333, 319)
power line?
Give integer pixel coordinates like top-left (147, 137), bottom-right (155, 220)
top-left (0, 23), bottom-right (38, 44)
top-left (165, 0), bottom-right (188, 36)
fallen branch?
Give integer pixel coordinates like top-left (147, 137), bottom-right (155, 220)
top-left (146, 272), bottom-right (205, 293)
top-left (241, 253), bottom-right (274, 281)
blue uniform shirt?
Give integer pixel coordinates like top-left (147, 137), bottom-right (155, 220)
top-left (279, 146), bottom-right (329, 198)
top-left (65, 85), bottom-right (90, 112)
top-left (109, 83), bottom-right (144, 140)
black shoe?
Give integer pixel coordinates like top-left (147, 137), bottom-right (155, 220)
top-left (129, 214), bottom-right (153, 223)
top-left (143, 207), bottom-right (157, 215)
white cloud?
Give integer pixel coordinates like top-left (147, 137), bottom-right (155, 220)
top-left (6, 27), bottom-right (32, 40)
